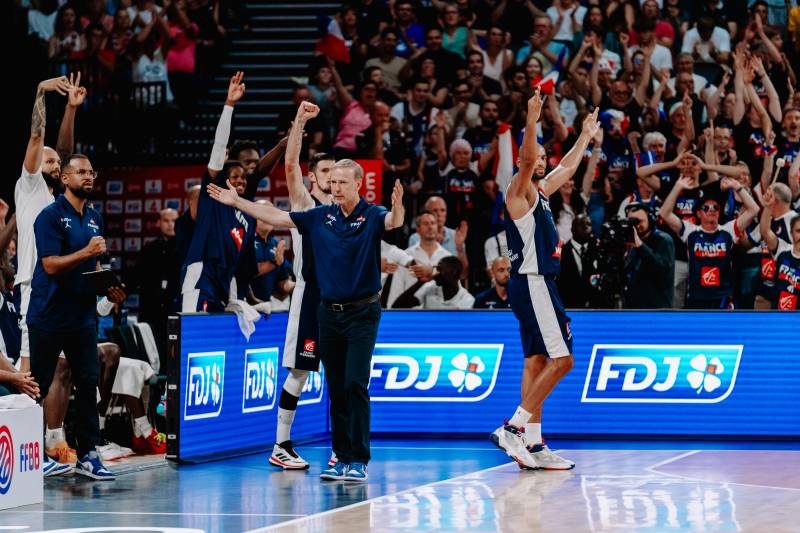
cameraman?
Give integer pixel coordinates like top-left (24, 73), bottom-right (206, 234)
top-left (623, 203), bottom-right (675, 309)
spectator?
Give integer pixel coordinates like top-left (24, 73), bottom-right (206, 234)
top-left (630, 17), bottom-right (673, 78)
top-left (330, 61), bottom-right (378, 159)
top-left (386, 211), bottom-right (453, 308)
top-left (760, 210), bottom-right (800, 310)
top-left (308, 63), bottom-right (339, 143)
top-left (364, 66), bottom-right (401, 107)
top-left (665, 54), bottom-right (715, 99)
top-left (752, 183), bottom-right (798, 309)
top-left (165, 0), bottom-right (200, 119)
top-left (515, 17), bottom-right (568, 75)
top-left (417, 58), bottom-right (450, 108)
top-left (359, 101), bottom-right (414, 206)
top-left (413, 26), bottom-right (464, 85)
top-left (48, 5), bottom-right (84, 60)
top-left (474, 25), bottom-right (512, 86)
top-left (133, 208), bottom-right (179, 361)
top-left (623, 203), bottom-right (675, 308)
top-left (355, 0), bottom-right (390, 45)
top-left (393, 0), bottom-right (425, 58)
top-left (127, 0), bottom-right (164, 30)
top-left (473, 256), bottom-right (511, 308)
top-left (440, 2), bottom-right (472, 58)
top-left (682, 16), bottom-right (731, 65)
top-left (390, 78), bottom-right (435, 157)
top-left (484, 225), bottom-right (508, 271)
top-left (28, 0), bottom-right (58, 43)
top-left (445, 80), bottom-right (481, 139)
top-left (465, 50), bottom-right (503, 104)
top-left (365, 28), bottom-right (407, 92)
top-left (440, 139), bottom-right (480, 228)
top-left (81, 0), bottom-right (114, 33)
top-left (639, 0), bottom-right (675, 49)
top-left (408, 196), bottom-right (468, 270)
top-left (550, 176), bottom-right (587, 243)
top-left (275, 86), bottom-right (323, 159)
top-left (463, 100), bottom-right (500, 170)
top-left (660, 176), bottom-right (759, 308)
top-left (394, 256), bottom-right (475, 309)
top-left (490, 0), bottom-right (541, 49)
top-left (547, 0), bottom-right (586, 44)
top-left (129, 6), bottom-right (174, 102)
top-left (558, 214), bottom-right (602, 308)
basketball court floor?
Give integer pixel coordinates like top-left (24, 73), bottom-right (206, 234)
top-left (5, 438), bottom-right (799, 532)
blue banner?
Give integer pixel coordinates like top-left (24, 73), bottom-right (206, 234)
top-left (174, 310), bottom-right (800, 460)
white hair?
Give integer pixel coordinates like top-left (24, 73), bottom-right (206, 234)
top-left (643, 132), bottom-right (667, 148)
top-left (449, 138), bottom-right (472, 160)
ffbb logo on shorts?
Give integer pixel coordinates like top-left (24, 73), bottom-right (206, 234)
top-left (582, 345), bottom-right (743, 403)
top-left (369, 344), bottom-right (504, 402)
top-left (184, 351), bottom-right (225, 420)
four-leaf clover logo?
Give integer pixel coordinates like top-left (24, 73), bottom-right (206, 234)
top-left (686, 354), bottom-right (724, 394)
top-left (448, 353), bottom-right (485, 393)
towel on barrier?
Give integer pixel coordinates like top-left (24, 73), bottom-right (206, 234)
top-left (225, 299), bottom-right (261, 341)
top-left (133, 322), bottom-right (160, 374)
top-left (112, 357), bottom-right (156, 397)
top-left (0, 394), bottom-right (37, 409)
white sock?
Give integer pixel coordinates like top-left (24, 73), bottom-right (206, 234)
top-left (508, 405), bottom-right (533, 428)
top-left (133, 416), bottom-right (152, 438)
top-left (45, 427), bottom-right (65, 449)
top-left (98, 416), bottom-right (105, 431)
top-left (276, 408), bottom-right (296, 444)
top-left (524, 423), bottom-right (542, 446)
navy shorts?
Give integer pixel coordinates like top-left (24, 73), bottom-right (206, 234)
top-left (508, 274), bottom-right (573, 358)
top-left (282, 281), bottom-right (322, 371)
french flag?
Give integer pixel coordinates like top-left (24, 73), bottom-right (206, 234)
top-left (531, 47), bottom-right (568, 95)
top-left (315, 15), bottom-right (350, 64)
top-left (635, 149), bottom-right (658, 169)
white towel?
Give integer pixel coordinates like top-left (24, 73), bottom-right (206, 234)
top-left (133, 322), bottom-right (161, 374)
top-left (111, 357), bottom-right (155, 398)
top-left (225, 299), bottom-right (261, 341)
top-left (0, 393), bottom-right (37, 409)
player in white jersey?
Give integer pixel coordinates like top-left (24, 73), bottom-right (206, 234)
top-left (16, 74), bottom-right (84, 477)
top-left (269, 102), bottom-right (335, 469)
top-left (491, 90), bottom-right (601, 470)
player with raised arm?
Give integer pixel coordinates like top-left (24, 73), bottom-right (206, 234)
top-left (491, 89), bottom-right (600, 471)
top-left (269, 101), bottom-right (335, 470)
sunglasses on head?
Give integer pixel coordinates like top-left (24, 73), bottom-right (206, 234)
top-left (701, 204), bottom-right (719, 213)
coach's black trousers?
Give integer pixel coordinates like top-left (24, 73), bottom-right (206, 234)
top-left (29, 326), bottom-right (101, 458)
top-left (317, 301), bottom-right (381, 465)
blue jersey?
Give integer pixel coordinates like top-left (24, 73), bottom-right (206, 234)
top-left (773, 242), bottom-right (800, 311)
top-left (250, 234), bottom-right (280, 301)
top-left (504, 190), bottom-right (563, 277)
top-left (289, 198), bottom-right (387, 301)
top-left (28, 195), bottom-right (104, 332)
top-left (680, 220), bottom-right (738, 302)
top-left (0, 291), bottom-right (21, 362)
top-left (182, 171), bottom-right (257, 304)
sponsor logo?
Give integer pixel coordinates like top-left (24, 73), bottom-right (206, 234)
top-left (778, 263), bottom-right (800, 290)
top-left (582, 345), bottom-right (742, 403)
top-left (700, 266), bottom-right (720, 287)
top-left (184, 351), bottom-right (225, 420)
top-left (242, 348), bottom-right (278, 413)
top-left (369, 344), bottom-right (503, 402)
top-left (325, 213), bottom-right (337, 226)
top-left (60, 217), bottom-right (72, 229)
top-left (350, 215), bottom-right (366, 228)
top-left (19, 440), bottom-right (40, 474)
top-left (761, 257), bottom-right (775, 279)
top-left (234, 209), bottom-right (250, 232)
top-left (230, 228), bottom-right (244, 251)
top-left (0, 425), bottom-right (13, 494)
top-left (693, 241), bottom-right (727, 258)
top-left (298, 367), bottom-right (325, 406)
top-left (301, 339), bottom-right (316, 358)
top-left (779, 291), bottom-right (798, 311)
top-left (553, 240), bottom-right (563, 259)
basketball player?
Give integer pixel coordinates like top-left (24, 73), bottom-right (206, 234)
top-left (269, 101), bottom-right (335, 469)
top-left (491, 90), bottom-right (600, 470)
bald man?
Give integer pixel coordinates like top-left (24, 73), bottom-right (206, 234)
top-left (134, 208), bottom-right (180, 361)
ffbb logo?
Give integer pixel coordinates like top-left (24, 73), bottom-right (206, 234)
top-left (582, 345), bottom-right (743, 403)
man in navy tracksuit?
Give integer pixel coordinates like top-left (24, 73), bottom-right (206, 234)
top-left (28, 153), bottom-right (125, 480)
top-left (207, 159), bottom-right (406, 482)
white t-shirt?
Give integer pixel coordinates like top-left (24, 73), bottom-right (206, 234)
top-left (386, 242), bottom-right (452, 308)
top-left (681, 27), bottom-right (731, 62)
top-left (547, 5), bottom-right (587, 42)
top-left (413, 280), bottom-right (475, 309)
top-left (631, 44), bottom-right (673, 72)
top-left (14, 166), bottom-right (55, 287)
top-left (484, 231), bottom-right (508, 269)
top-left (128, 5), bottom-right (163, 32)
top-left (132, 49), bottom-right (174, 102)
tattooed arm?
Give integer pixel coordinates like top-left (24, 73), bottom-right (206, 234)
top-left (23, 76), bottom-right (71, 174)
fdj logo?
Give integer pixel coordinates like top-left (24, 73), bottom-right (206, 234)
top-left (0, 425), bottom-right (13, 495)
top-left (184, 351), bottom-right (225, 420)
top-left (242, 348), bottom-right (279, 413)
top-left (582, 345), bottom-right (743, 403)
top-left (298, 367), bottom-right (325, 406)
top-left (369, 344), bottom-right (503, 402)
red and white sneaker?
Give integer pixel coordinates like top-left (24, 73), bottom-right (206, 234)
top-left (268, 441), bottom-right (309, 470)
top-left (131, 430), bottom-right (167, 455)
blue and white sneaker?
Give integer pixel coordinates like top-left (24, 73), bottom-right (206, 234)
top-left (319, 460), bottom-right (349, 480)
top-left (75, 451), bottom-right (116, 480)
top-left (43, 455), bottom-right (73, 477)
top-left (345, 462), bottom-right (368, 482)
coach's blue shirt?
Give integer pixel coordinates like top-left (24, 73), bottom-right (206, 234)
top-left (289, 198), bottom-right (387, 301)
top-left (182, 171), bottom-right (257, 305)
top-left (28, 194), bottom-right (103, 331)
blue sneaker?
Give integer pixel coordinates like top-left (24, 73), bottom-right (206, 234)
top-left (320, 460), bottom-right (349, 480)
top-left (345, 462), bottom-right (368, 482)
top-left (43, 455), bottom-right (73, 477)
top-left (75, 451), bottom-right (116, 480)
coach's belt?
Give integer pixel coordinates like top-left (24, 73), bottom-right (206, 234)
top-left (324, 293), bottom-right (380, 312)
